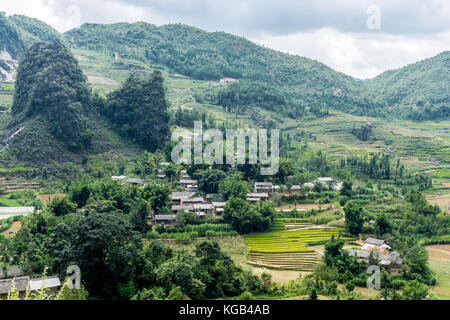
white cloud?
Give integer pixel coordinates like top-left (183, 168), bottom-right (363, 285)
top-left (252, 29), bottom-right (450, 79)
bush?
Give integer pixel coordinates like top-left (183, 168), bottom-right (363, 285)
top-left (145, 231), bottom-right (160, 239)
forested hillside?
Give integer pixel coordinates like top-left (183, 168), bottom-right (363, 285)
top-left (64, 22), bottom-right (394, 118)
top-left (6, 40), bottom-right (95, 161)
top-left (365, 51), bottom-right (450, 121)
top-left (1, 16), bottom-right (449, 121)
top-left (8, 14), bottom-right (61, 47)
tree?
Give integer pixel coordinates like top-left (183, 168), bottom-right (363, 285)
top-left (218, 174), bottom-right (249, 201)
top-left (69, 205), bottom-right (144, 299)
top-left (402, 280), bottom-right (429, 300)
top-left (309, 286), bottom-right (318, 300)
top-left (47, 196), bottom-right (76, 217)
top-left (344, 202), bottom-right (364, 236)
top-left (375, 213), bottom-right (392, 237)
top-left (194, 241), bottom-right (245, 298)
top-left (340, 180), bottom-right (353, 197)
top-left (223, 197), bottom-right (271, 234)
top-left (260, 272), bottom-right (272, 293)
top-left (141, 183), bottom-right (171, 212)
top-left (192, 169), bottom-right (227, 194)
top-left (275, 158), bottom-right (295, 184)
top-left (167, 286), bottom-right (190, 300)
top-left (130, 199), bottom-right (150, 232)
top-left (323, 235), bottom-right (345, 267)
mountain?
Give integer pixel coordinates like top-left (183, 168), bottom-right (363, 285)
top-left (7, 14), bottom-right (61, 47)
top-left (0, 13), bottom-right (25, 82)
top-left (3, 16), bottom-right (448, 121)
top-left (64, 22), bottom-right (390, 117)
top-left (0, 12), bottom-right (25, 59)
top-left (365, 51), bottom-right (450, 120)
top-left (6, 40), bottom-right (94, 161)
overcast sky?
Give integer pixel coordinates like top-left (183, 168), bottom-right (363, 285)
top-left (2, 0), bottom-right (450, 79)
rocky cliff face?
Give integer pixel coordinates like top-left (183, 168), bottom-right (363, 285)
top-left (0, 49), bottom-right (17, 83)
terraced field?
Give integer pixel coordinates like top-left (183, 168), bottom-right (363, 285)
top-left (245, 221), bottom-right (353, 271)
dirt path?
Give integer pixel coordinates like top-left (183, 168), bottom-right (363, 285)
top-left (2, 221), bottom-right (22, 238)
top-left (38, 193), bottom-right (66, 204)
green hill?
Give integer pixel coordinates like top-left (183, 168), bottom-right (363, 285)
top-left (2, 16), bottom-right (448, 121)
top-left (7, 14), bottom-right (62, 47)
top-left (365, 51), bottom-right (450, 120)
top-left (1, 40), bottom-right (138, 173)
top-left (64, 22), bottom-right (390, 118)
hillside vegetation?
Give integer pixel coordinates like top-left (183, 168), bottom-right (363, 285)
top-left (0, 12), bottom-right (25, 59)
top-left (366, 51), bottom-right (450, 121)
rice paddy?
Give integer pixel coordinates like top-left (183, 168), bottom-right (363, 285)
top-left (245, 219), bottom-right (354, 271)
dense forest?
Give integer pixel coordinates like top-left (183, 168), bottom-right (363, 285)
top-left (102, 71), bottom-right (170, 152)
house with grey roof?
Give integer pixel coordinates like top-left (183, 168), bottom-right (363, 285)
top-left (347, 249), bottom-right (402, 270)
top-left (171, 192), bottom-right (195, 203)
top-left (154, 215), bottom-right (177, 224)
top-left (28, 276), bottom-right (61, 291)
top-left (254, 182), bottom-right (273, 193)
top-left (0, 266), bottom-right (24, 279)
top-left (0, 275), bottom-right (61, 297)
top-left (0, 207), bottom-right (35, 220)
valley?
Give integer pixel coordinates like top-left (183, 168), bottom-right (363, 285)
top-left (0, 12), bottom-right (448, 302)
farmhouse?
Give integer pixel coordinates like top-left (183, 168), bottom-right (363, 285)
top-left (254, 182), bottom-right (273, 193)
top-left (180, 179), bottom-right (198, 188)
top-left (303, 182), bottom-right (315, 189)
top-left (157, 170), bottom-right (166, 179)
top-left (171, 205), bottom-right (195, 214)
top-left (180, 197), bottom-right (207, 205)
top-left (28, 276), bottom-right (61, 292)
top-left (0, 275), bottom-right (61, 298)
top-left (0, 207), bottom-right (35, 220)
top-left (123, 178), bottom-right (146, 185)
top-left (316, 177), bottom-right (334, 185)
top-left (290, 185), bottom-right (301, 192)
top-left (362, 238), bottom-right (392, 253)
top-left (187, 185), bottom-right (198, 192)
top-left (193, 204), bottom-right (214, 215)
top-left (111, 176), bottom-right (146, 186)
top-left (0, 266), bottom-right (24, 279)
top-left (246, 193), bottom-right (269, 203)
top-left (347, 249), bottom-right (402, 269)
top-left (154, 215), bottom-right (177, 224)
top-left (111, 175), bottom-right (127, 181)
top-left (212, 202), bottom-right (226, 214)
top-left (171, 192), bottom-right (196, 203)
top-left (219, 77), bottom-right (238, 85)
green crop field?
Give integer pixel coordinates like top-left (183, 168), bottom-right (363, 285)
top-left (244, 227), bottom-right (354, 271)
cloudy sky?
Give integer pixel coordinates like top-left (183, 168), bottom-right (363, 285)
top-left (2, 0), bottom-right (450, 79)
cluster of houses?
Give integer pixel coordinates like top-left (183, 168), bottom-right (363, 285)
top-left (254, 178), bottom-right (342, 194)
top-left (346, 238), bottom-right (403, 270)
top-left (111, 175), bottom-right (146, 186)
top-left (111, 163), bottom-right (344, 227)
top-left (290, 177), bottom-right (343, 192)
top-left (0, 267), bottom-right (61, 298)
